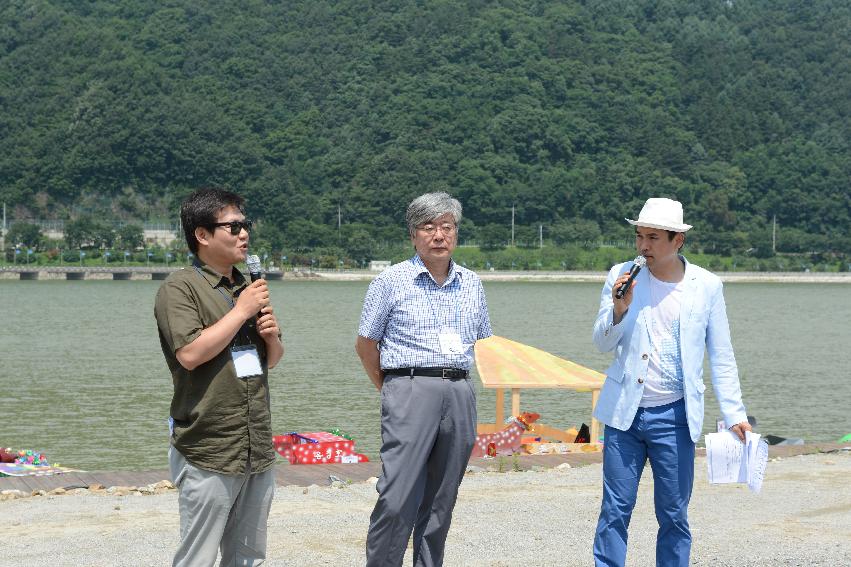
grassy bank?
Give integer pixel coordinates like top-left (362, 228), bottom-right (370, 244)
top-left (3, 242), bottom-right (849, 274)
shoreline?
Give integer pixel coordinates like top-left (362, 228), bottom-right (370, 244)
top-left (2, 442), bottom-right (846, 497)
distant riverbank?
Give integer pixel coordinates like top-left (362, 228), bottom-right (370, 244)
top-left (2, 267), bottom-right (850, 283)
top-left (307, 269), bottom-right (851, 284)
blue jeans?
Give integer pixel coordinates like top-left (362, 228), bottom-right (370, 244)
top-left (593, 399), bottom-right (695, 567)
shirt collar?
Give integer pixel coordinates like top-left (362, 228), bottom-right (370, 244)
top-left (193, 259), bottom-right (247, 290)
top-left (410, 254), bottom-right (461, 287)
top-left (680, 254), bottom-right (696, 280)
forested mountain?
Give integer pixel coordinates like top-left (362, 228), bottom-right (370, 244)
top-left (1, 0), bottom-right (849, 257)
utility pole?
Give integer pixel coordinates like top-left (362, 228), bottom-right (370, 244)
top-left (338, 204), bottom-right (342, 244)
top-left (772, 214), bottom-right (776, 254)
top-left (539, 224), bottom-right (543, 249)
top-left (511, 204), bottom-right (515, 247)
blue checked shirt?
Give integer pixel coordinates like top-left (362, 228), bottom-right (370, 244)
top-left (358, 255), bottom-right (492, 370)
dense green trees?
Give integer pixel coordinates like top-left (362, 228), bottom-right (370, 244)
top-left (117, 223), bottom-right (144, 249)
top-left (1, 0), bottom-right (848, 261)
top-left (63, 217), bottom-right (116, 249)
top-left (5, 222), bottom-right (42, 250)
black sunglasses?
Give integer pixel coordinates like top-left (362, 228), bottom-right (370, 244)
top-left (209, 220), bottom-right (253, 235)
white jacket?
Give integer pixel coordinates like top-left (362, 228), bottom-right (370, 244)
top-left (592, 257), bottom-right (748, 442)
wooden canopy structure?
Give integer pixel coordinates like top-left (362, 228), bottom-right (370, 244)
top-left (474, 335), bottom-right (605, 443)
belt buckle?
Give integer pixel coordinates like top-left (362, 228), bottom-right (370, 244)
top-left (442, 368), bottom-right (451, 379)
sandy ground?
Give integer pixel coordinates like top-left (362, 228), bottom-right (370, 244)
top-left (3, 452), bottom-right (850, 566)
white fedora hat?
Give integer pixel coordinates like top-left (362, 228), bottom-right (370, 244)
top-left (626, 198), bottom-right (692, 232)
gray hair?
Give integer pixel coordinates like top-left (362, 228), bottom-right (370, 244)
top-left (405, 192), bottom-right (463, 237)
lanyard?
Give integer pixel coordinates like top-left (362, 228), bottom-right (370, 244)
top-left (194, 266), bottom-right (252, 347)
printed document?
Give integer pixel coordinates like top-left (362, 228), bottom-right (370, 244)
top-left (705, 430), bottom-right (768, 494)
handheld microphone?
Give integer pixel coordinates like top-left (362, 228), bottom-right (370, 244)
top-left (246, 254), bottom-right (263, 282)
top-left (245, 254), bottom-right (265, 321)
top-left (615, 256), bottom-right (646, 299)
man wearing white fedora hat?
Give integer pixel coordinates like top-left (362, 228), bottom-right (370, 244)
top-left (591, 197), bottom-right (751, 567)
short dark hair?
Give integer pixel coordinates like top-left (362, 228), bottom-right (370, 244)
top-left (666, 230), bottom-right (685, 252)
top-left (180, 188), bottom-right (245, 254)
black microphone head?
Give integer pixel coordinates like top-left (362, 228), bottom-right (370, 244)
top-left (615, 255), bottom-right (646, 299)
top-left (246, 254), bottom-right (262, 281)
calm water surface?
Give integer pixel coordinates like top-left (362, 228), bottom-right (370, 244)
top-left (1, 279), bottom-right (848, 471)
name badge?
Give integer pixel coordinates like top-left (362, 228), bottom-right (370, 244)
top-left (438, 328), bottom-right (464, 356)
top-left (231, 345), bottom-right (263, 378)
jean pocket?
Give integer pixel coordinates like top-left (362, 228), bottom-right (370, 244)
top-left (173, 465), bottom-right (189, 489)
top-left (168, 447), bottom-right (190, 489)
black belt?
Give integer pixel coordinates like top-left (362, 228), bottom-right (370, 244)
top-left (384, 367), bottom-right (469, 379)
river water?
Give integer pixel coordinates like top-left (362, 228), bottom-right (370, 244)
top-left (1, 279), bottom-right (848, 471)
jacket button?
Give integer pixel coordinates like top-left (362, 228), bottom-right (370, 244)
top-left (641, 353), bottom-right (648, 360)
top-left (637, 377), bottom-right (644, 384)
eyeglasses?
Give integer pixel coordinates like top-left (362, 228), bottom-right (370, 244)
top-left (209, 220), bottom-right (253, 235)
top-left (417, 223), bottom-right (456, 236)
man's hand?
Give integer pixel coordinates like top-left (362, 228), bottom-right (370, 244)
top-left (235, 279), bottom-right (270, 321)
top-left (611, 272), bottom-right (635, 324)
top-left (175, 281), bottom-right (267, 371)
top-left (730, 421), bottom-right (752, 442)
top-left (256, 298), bottom-right (284, 370)
top-left (257, 306), bottom-right (280, 342)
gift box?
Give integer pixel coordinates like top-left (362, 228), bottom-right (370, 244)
top-left (273, 432), bottom-right (369, 465)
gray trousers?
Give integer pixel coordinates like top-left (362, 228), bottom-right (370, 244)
top-left (169, 447), bottom-right (275, 567)
top-left (366, 374), bottom-right (477, 567)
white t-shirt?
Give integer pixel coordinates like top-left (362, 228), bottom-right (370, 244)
top-left (640, 271), bottom-right (685, 407)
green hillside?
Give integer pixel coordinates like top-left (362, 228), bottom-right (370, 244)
top-left (1, 0), bottom-right (849, 259)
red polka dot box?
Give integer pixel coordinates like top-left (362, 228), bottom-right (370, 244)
top-left (273, 432), bottom-right (370, 465)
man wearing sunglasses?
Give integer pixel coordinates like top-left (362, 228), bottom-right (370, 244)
top-left (154, 187), bottom-right (283, 567)
top-left (356, 192), bottom-right (492, 567)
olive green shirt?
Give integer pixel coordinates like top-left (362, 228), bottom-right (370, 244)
top-left (154, 262), bottom-right (275, 475)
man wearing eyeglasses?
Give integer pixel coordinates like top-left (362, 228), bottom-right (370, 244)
top-left (356, 192), bottom-right (492, 567)
top-left (154, 187), bottom-right (283, 567)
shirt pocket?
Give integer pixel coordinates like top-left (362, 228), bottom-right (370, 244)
top-left (687, 292), bottom-right (712, 326)
top-left (689, 306), bottom-right (710, 326)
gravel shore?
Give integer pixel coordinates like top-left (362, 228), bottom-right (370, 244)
top-left (3, 451), bottom-right (850, 566)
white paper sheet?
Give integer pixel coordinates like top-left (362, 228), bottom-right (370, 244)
top-left (747, 434), bottom-right (769, 494)
top-left (705, 430), bottom-right (768, 493)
